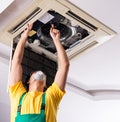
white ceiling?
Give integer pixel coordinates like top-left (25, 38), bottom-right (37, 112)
top-left (67, 0), bottom-right (120, 91)
top-left (68, 0), bottom-right (120, 33)
top-left (69, 35), bottom-right (120, 90)
top-left (0, 0), bottom-right (14, 13)
top-left (0, 0), bottom-right (120, 98)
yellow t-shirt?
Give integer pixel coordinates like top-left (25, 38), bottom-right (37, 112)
top-left (9, 81), bottom-right (65, 122)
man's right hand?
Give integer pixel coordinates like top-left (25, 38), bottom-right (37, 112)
top-left (21, 23), bottom-right (33, 40)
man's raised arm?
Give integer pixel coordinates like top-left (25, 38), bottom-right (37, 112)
top-left (9, 24), bottom-right (33, 86)
top-left (50, 25), bottom-right (70, 91)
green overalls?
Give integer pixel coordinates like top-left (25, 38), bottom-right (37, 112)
top-left (15, 92), bottom-right (46, 122)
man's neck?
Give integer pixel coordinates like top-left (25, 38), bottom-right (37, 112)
top-left (29, 85), bottom-right (44, 92)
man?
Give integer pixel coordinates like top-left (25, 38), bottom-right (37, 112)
top-left (8, 23), bottom-right (69, 122)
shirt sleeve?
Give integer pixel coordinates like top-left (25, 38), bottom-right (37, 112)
top-left (9, 81), bottom-right (26, 122)
top-left (9, 81), bottom-right (26, 101)
top-left (46, 82), bottom-right (66, 107)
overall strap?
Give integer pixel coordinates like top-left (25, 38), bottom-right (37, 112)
top-left (17, 92), bottom-right (26, 116)
top-left (40, 93), bottom-right (46, 114)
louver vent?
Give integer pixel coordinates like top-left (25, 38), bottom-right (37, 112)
top-left (8, 7), bottom-right (42, 34)
top-left (66, 10), bottom-right (98, 31)
top-left (68, 41), bottom-right (98, 59)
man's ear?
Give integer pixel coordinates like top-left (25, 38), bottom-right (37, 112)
top-left (27, 78), bottom-right (30, 84)
top-left (27, 81), bottom-right (30, 84)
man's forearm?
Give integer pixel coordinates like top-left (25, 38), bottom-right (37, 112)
top-left (12, 24), bottom-right (33, 64)
top-left (53, 39), bottom-right (69, 68)
top-left (12, 37), bottom-right (27, 64)
top-left (53, 38), bottom-right (69, 90)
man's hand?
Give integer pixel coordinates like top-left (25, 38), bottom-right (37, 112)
top-left (21, 23), bottom-right (33, 40)
top-left (50, 24), bottom-right (60, 41)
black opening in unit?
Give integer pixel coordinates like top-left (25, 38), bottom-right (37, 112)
top-left (28, 10), bottom-right (89, 53)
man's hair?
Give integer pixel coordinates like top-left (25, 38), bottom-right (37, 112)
top-left (23, 70), bottom-right (47, 92)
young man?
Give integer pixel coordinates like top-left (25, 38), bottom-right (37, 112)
top-left (8, 23), bottom-right (69, 122)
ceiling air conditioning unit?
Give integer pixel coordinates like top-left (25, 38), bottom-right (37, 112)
top-left (8, 0), bottom-right (116, 61)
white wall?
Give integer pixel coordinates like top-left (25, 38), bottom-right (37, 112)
top-left (58, 88), bottom-right (120, 122)
top-left (0, 62), bottom-right (10, 122)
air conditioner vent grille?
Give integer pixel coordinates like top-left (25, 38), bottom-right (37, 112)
top-left (8, 7), bottom-right (42, 34)
top-left (69, 41), bottom-right (98, 59)
top-left (66, 10), bottom-right (98, 31)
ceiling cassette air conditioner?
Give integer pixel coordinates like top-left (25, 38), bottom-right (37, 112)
top-left (8, 0), bottom-right (116, 61)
